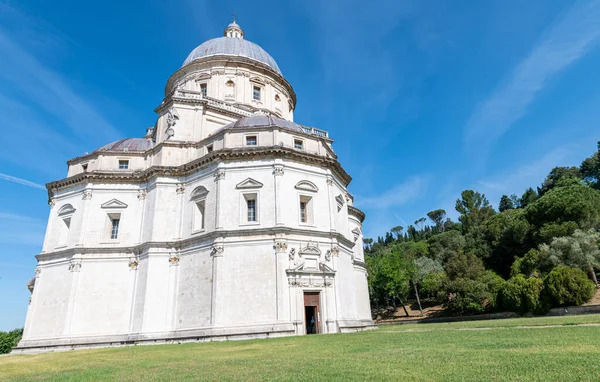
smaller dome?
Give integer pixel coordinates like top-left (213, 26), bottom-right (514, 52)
top-left (215, 115), bottom-right (307, 135)
top-left (94, 138), bottom-right (154, 153)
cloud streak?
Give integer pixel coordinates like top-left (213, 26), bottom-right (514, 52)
top-left (465, 1), bottom-right (600, 154)
top-left (355, 175), bottom-right (428, 209)
top-left (0, 173), bottom-right (46, 190)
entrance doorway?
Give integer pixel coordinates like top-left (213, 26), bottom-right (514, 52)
top-left (303, 292), bottom-right (321, 334)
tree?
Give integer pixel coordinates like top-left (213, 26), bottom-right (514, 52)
top-left (580, 141), bottom-right (600, 189)
top-left (498, 195), bottom-right (514, 212)
top-left (455, 190), bottom-right (495, 234)
top-left (390, 226), bottom-right (403, 240)
top-left (539, 229), bottom-right (600, 284)
top-left (520, 188), bottom-right (538, 208)
top-left (481, 209), bottom-right (531, 278)
top-left (427, 209), bottom-right (447, 232)
top-left (409, 256), bottom-right (444, 315)
top-left (414, 217), bottom-right (427, 231)
top-left (525, 184), bottom-right (600, 243)
top-left (427, 229), bottom-right (466, 264)
top-left (379, 250), bottom-right (411, 316)
top-left (538, 166), bottom-right (582, 196)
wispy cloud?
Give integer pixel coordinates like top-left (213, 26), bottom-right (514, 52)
top-left (355, 175), bottom-right (428, 209)
top-left (0, 212), bottom-right (45, 246)
top-left (465, 1), bottom-right (600, 154)
top-left (0, 173), bottom-right (45, 190)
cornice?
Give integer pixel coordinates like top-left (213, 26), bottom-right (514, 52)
top-left (47, 146), bottom-right (352, 201)
top-left (347, 206), bottom-right (366, 223)
top-left (35, 226), bottom-right (355, 262)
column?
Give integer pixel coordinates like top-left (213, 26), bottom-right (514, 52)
top-left (62, 258), bottom-right (82, 336)
top-left (209, 243), bottom-right (224, 325)
top-left (326, 175), bottom-right (336, 233)
top-left (174, 183), bottom-right (185, 240)
top-left (214, 169), bottom-right (225, 229)
top-left (77, 188), bottom-right (93, 247)
top-left (273, 163), bottom-right (284, 226)
top-left (274, 239), bottom-right (290, 321)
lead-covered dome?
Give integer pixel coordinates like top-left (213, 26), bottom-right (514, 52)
top-left (182, 21), bottom-right (281, 75)
top-left (94, 137), bottom-right (154, 153)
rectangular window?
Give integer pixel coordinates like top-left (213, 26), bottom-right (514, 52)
top-left (299, 195), bottom-right (313, 224)
top-left (207, 145), bottom-right (213, 153)
top-left (294, 139), bottom-right (304, 150)
top-left (200, 83), bottom-right (207, 97)
top-left (246, 136), bottom-right (257, 146)
top-left (119, 160), bottom-right (129, 170)
top-left (110, 218), bottom-right (120, 239)
top-left (58, 217), bottom-right (71, 246)
top-left (194, 200), bottom-right (205, 231)
top-left (253, 86), bottom-right (261, 101)
top-left (247, 198), bottom-right (256, 222)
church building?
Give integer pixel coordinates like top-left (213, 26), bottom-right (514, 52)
top-left (16, 21), bottom-right (373, 352)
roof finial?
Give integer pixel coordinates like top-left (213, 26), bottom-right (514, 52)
top-left (232, 12), bottom-right (237, 23)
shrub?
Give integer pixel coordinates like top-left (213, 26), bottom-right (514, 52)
top-left (501, 275), bottom-right (527, 312)
top-left (543, 266), bottom-right (595, 306)
top-left (0, 328), bottom-right (23, 354)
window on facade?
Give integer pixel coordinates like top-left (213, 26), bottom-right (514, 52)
top-left (110, 217), bottom-right (120, 239)
top-left (245, 194), bottom-right (257, 222)
top-left (294, 139), bottom-right (304, 150)
top-left (253, 86), bottom-right (261, 101)
top-left (58, 217), bottom-right (71, 246)
top-left (119, 160), bottom-right (129, 170)
top-left (200, 83), bottom-right (207, 97)
top-left (207, 145), bottom-right (213, 153)
top-left (246, 136), bottom-right (257, 146)
top-left (82, 163), bottom-right (88, 172)
top-left (194, 200), bottom-right (205, 231)
top-left (299, 195), bottom-right (313, 224)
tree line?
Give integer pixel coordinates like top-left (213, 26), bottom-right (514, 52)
top-left (365, 141), bottom-right (600, 316)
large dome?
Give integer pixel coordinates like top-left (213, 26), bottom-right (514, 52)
top-left (182, 22), bottom-right (281, 75)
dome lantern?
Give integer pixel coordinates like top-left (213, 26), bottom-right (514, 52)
top-left (224, 19), bottom-right (244, 39)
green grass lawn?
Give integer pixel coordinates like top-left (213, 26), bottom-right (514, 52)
top-left (2, 315), bottom-right (600, 381)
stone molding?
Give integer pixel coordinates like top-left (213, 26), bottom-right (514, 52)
top-left (273, 240), bottom-right (287, 252)
top-left (50, 146), bottom-right (351, 202)
top-left (35, 226), bottom-right (356, 262)
top-left (137, 189), bottom-right (147, 200)
top-left (347, 206), bottom-right (366, 223)
top-left (210, 244), bottom-right (224, 257)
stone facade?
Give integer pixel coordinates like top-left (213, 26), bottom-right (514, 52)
top-left (15, 21), bottom-right (373, 353)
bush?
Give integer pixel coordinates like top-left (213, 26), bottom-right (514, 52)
top-left (543, 266), bottom-right (595, 306)
top-left (0, 328), bottom-right (23, 354)
top-left (501, 275), bottom-right (546, 314)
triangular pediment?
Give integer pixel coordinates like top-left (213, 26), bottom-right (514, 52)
top-left (101, 199), bottom-right (128, 209)
top-left (236, 178), bottom-right (263, 189)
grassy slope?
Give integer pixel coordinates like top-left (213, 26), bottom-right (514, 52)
top-left (2, 315), bottom-right (600, 381)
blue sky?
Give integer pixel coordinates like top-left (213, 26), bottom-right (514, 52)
top-left (1, 0), bottom-right (600, 330)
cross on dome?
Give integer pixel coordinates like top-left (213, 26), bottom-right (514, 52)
top-left (224, 17), bottom-right (244, 39)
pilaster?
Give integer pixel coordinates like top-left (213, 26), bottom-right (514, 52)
top-left (273, 163), bottom-right (285, 226)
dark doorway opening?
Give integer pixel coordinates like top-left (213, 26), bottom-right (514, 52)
top-left (303, 292), bottom-right (321, 334)
top-left (305, 306), bottom-right (317, 334)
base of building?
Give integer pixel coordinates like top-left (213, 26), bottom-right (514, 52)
top-left (12, 320), bottom-right (376, 354)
